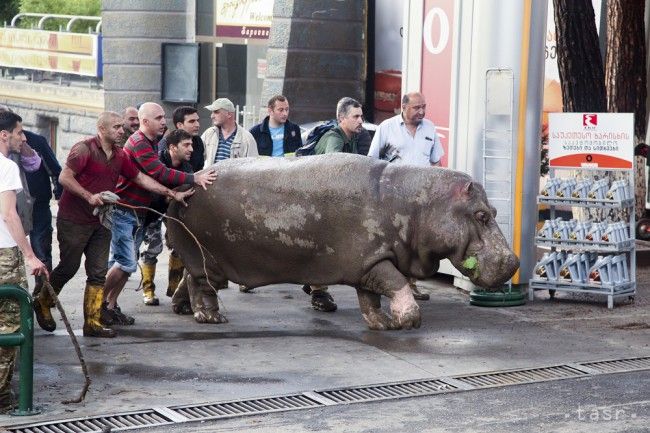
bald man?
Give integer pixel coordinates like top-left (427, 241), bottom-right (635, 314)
top-left (103, 102), bottom-right (216, 327)
top-left (32, 111), bottom-right (196, 338)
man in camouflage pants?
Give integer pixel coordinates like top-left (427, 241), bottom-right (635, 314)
top-left (0, 111), bottom-right (48, 412)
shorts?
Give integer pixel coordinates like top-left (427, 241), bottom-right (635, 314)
top-left (108, 208), bottom-right (146, 274)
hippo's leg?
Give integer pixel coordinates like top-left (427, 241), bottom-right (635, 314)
top-left (187, 273), bottom-right (228, 324)
top-left (360, 260), bottom-right (421, 330)
top-left (356, 288), bottom-right (394, 331)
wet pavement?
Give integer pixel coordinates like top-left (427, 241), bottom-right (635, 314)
top-left (1, 234), bottom-right (650, 429)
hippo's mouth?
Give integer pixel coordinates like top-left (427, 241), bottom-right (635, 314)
top-left (461, 255), bottom-right (480, 281)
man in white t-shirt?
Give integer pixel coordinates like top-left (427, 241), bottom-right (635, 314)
top-left (367, 92), bottom-right (445, 301)
top-left (0, 110), bottom-right (48, 412)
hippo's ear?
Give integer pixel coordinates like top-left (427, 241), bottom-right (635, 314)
top-left (461, 181), bottom-right (474, 198)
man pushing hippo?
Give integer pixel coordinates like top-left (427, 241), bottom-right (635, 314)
top-left (166, 153), bottom-right (519, 330)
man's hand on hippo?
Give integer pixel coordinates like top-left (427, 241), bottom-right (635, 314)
top-left (194, 168), bottom-right (217, 190)
top-left (171, 187), bottom-right (195, 207)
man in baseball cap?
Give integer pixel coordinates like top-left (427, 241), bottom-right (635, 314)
top-left (169, 99), bottom-right (258, 324)
top-left (201, 98), bottom-right (257, 166)
top-left (204, 98), bottom-right (236, 113)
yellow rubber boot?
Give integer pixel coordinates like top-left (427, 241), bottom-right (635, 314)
top-left (141, 262), bottom-right (159, 306)
top-left (83, 284), bottom-right (116, 338)
top-left (33, 281), bottom-right (59, 332)
top-left (167, 255), bottom-right (184, 297)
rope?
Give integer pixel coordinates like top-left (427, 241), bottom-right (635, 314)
top-left (113, 201), bottom-right (225, 309)
top-left (42, 280), bottom-right (91, 404)
top-left (34, 198), bottom-right (225, 405)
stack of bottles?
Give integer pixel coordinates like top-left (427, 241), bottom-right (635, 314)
top-left (540, 177), bottom-right (632, 201)
top-left (538, 219), bottom-right (628, 243)
top-left (534, 252), bottom-right (629, 286)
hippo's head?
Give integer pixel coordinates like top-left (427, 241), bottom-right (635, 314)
top-left (425, 179), bottom-right (519, 289)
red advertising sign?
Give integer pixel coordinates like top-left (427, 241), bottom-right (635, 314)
top-left (549, 113), bottom-right (634, 169)
top-left (420, 0), bottom-right (455, 167)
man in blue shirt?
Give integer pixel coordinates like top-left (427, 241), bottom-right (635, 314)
top-left (250, 95), bottom-right (302, 157)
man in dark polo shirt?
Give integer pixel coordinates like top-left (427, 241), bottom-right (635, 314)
top-left (32, 111), bottom-right (195, 338)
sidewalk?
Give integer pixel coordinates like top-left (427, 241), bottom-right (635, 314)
top-left (2, 228), bottom-right (649, 427)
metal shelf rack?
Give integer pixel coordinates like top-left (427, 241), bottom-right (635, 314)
top-left (528, 169), bottom-right (636, 309)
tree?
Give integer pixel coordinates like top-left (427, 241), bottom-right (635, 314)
top-left (0, 0), bottom-right (20, 26)
top-left (553, 0), bottom-right (606, 112)
top-left (554, 0), bottom-right (647, 221)
top-left (17, 0), bottom-right (101, 32)
top-left (605, 0), bottom-right (647, 219)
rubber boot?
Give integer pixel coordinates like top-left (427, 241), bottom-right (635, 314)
top-left (141, 262), bottom-right (159, 306)
top-left (83, 284), bottom-right (116, 338)
top-left (167, 255), bottom-right (184, 297)
top-left (33, 281), bottom-right (58, 332)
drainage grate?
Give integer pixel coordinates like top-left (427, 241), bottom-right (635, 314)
top-left (7, 356), bottom-right (650, 433)
top-left (8, 409), bottom-right (172, 433)
top-left (171, 394), bottom-right (321, 421)
top-left (317, 379), bottom-right (456, 404)
top-left (451, 364), bottom-right (588, 388)
top-left (579, 356), bottom-right (650, 373)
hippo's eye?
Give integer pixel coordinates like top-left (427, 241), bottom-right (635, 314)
top-left (475, 211), bottom-right (490, 224)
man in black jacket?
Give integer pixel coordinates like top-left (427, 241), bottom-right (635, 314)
top-left (0, 106), bottom-right (62, 284)
top-left (158, 129), bottom-right (202, 318)
top-left (138, 106), bottom-right (205, 306)
top-left (24, 130), bottom-right (62, 274)
top-left (250, 95), bottom-right (302, 157)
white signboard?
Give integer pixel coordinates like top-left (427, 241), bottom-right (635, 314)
top-left (216, 0), bottom-right (274, 40)
top-left (548, 113), bottom-right (634, 169)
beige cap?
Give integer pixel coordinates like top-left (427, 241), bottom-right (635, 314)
top-left (205, 98), bottom-right (236, 112)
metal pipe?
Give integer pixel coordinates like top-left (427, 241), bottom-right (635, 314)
top-left (10, 13), bottom-right (101, 33)
top-left (0, 284), bottom-right (38, 416)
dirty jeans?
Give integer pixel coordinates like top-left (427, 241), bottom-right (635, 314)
top-left (0, 246), bottom-right (28, 412)
top-left (140, 216), bottom-right (164, 266)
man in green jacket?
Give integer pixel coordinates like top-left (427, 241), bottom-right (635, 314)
top-left (306, 97), bottom-right (364, 312)
top-left (315, 97), bottom-right (363, 155)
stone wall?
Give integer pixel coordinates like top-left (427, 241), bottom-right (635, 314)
top-left (260, 0), bottom-right (367, 124)
top-left (0, 79), bottom-right (103, 160)
top-left (101, 0), bottom-right (194, 117)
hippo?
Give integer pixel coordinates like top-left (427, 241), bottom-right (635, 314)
top-left (166, 153), bottom-right (519, 330)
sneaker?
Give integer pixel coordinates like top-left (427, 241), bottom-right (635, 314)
top-left (100, 302), bottom-right (114, 326)
top-left (311, 291), bottom-right (337, 312)
top-left (111, 305), bottom-right (135, 325)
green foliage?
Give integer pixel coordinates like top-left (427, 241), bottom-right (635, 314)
top-left (17, 0), bottom-right (101, 33)
top-left (0, 0), bottom-right (21, 26)
top-left (462, 256), bottom-right (478, 270)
